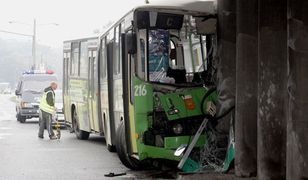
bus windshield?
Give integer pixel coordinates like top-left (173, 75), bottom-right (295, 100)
top-left (138, 13), bottom-right (213, 86)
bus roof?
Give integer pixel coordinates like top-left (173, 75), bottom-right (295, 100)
top-left (134, 0), bottom-right (216, 15)
top-left (64, 1), bottom-right (216, 45)
top-left (96, 0), bottom-right (215, 38)
top-left (63, 36), bottom-right (98, 44)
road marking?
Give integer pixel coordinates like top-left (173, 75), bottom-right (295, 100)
top-left (0, 133), bottom-right (13, 136)
top-left (0, 127), bottom-right (12, 130)
top-left (0, 133), bottom-right (12, 140)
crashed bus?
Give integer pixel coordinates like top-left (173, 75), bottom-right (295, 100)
top-left (63, 0), bottom-right (234, 172)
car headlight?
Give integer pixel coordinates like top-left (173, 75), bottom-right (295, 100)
top-left (21, 102), bottom-right (33, 108)
top-left (172, 123), bottom-right (183, 135)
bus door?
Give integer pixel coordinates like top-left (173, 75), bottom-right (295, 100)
top-left (106, 41), bottom-right (117, 146)
top-left (88, 50), bottom-right (99, 132)
top-left (63, 51), bottom-right (71, 124)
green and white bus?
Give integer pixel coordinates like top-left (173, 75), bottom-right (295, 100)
top-left (63, 0), bottom-right (234, 171)
top-left (63, 37), bottom-right (102, 139)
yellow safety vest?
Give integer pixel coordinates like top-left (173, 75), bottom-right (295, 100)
top-left (39, 90), bottom-right (55, 114)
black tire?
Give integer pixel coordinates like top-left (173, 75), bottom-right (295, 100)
top-left (17, 114), bottom-right (26, 123)
top-left (72, 109), bottom-right (90, 140)
top-left (116, 121), bottom-right (142, 170)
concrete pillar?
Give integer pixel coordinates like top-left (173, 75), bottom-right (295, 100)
top-left (216, 0), bottom-right (236, 130)
top-left (235, 0), bottom-right (258, 177)
top-left (287, 0), bottom-right (308, 179)
top-left (258, 0), bottom-right (287, 179)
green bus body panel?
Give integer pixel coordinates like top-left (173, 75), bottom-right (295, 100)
top-left (133, 77), bottom-right (153, 135)
top-left (158, 88), bottom-right (217, 120)
top-left (132, 77), bottom-right (219, 162)
top-left (138, 143), bottom-right (181, 161)
top-left (137, 136), bottom-right (206, 161)
top-left (164, 135), bottom-right (206, 149)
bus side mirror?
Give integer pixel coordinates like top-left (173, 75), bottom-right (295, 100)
top-left (126, 33), bottom-right (137, 54)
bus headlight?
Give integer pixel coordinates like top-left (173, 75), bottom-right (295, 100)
top-left (172, 123), bottom-right (183, 135)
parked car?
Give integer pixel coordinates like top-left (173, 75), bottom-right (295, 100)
top-left (15, 70), bottom-right (57, 123)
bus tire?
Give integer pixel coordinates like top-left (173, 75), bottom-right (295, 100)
top-left (72, 109), bottom-right (89, 140)
top-left (116, 121), bottom-right (141, 170)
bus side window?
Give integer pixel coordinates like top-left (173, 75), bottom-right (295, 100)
top-left (79, 41), bottom-right (88, 78)
top-left (100, 38), bottom-right (107, 79)
top-left (140, 39), bottom-right (145, 74)
top-left (63, 52), bottom-right (70, 95)
top-left (71, 42), bottom-right (80, 76)
top-left (137, 29), bottom-right (147, 80)
top-left (114, 25), bottom-right (120, 75)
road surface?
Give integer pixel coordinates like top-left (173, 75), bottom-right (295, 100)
top-left (0, 94), bottom-right (177, 179)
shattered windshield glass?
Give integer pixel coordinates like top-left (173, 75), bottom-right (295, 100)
top-left (148, 29), bottom-right (170, 83)
top-left (141, 15), bottom-right (211, 86)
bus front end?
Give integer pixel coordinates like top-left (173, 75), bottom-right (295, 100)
top-left (118, 4), bottom-right (234, 171)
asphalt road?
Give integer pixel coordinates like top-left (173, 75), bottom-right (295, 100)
top-left (0, 94), bottom-right (177, 180)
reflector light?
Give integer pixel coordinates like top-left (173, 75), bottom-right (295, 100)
top-left (183, 95), bottom-right (196, 110)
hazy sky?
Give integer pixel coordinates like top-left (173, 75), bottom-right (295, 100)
top-left (0, 0), bottom-right (148, 48)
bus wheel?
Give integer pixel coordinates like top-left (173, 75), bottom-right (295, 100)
top-left (72, 109), bottom-right (89, 140)
top-left (116, 121), bottom-right (142, 170)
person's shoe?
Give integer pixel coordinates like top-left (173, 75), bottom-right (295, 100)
top-left (38, 135), bottom-right (44, 139)
top-left (49, 135), bottom-right (57, 140)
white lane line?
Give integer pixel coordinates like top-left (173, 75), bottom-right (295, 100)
top-left (0, 127), bottom-right (12, 130)
top-left (0, 133), bottom-right (13, 136)
top-left (0, 133), bottom-right (13, 140)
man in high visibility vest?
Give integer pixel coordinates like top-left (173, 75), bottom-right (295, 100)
top-left (38, 82), bottom-right (58, 139)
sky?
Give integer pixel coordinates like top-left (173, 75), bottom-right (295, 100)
top-left (0, 0), bottom-right (148, 48)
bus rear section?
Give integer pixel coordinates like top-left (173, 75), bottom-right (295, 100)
top-left (63, 37), bottom-right (103, 140)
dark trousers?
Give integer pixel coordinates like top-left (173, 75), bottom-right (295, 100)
top-left (38, 110), bottom-right (54, 137)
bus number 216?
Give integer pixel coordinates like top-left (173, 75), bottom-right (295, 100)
top-left (134, 85), bottom-right (147, 96)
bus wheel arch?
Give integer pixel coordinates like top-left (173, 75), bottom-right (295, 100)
top-left (116, 121), bottom-right (142, 170)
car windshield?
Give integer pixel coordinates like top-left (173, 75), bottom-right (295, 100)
top-left (22, 80), bottom-right (54, 93)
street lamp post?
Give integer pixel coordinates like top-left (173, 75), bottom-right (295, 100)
top-left (32, 19), bottom-right (36, 70)
top-left (7, 19), bottom-right (58, 70)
